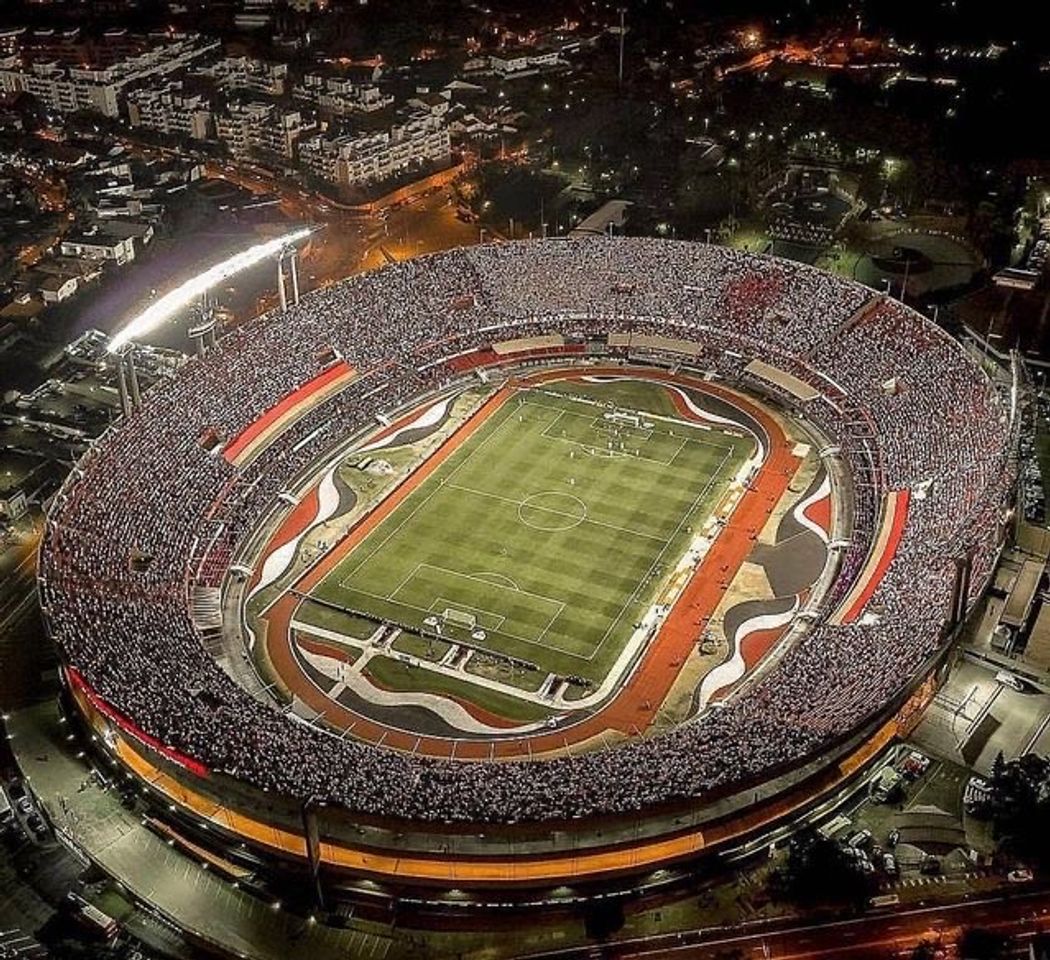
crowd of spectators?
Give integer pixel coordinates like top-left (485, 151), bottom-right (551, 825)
top-left (39, 237), bottom-right (1015, 824)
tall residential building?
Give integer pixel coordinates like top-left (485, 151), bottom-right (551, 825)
top-left (127, 81), bottom-right (213, 139)
top-left (0, 33), bottom-right (219, 118)
top-left (296, 73), bottom-right (393, 116)
top-left (299, 112), bottom-right (450, 188)
top-left (215, 100), bottom-right (312, 160)
top-left (194, 55), bottom-right (289, 97)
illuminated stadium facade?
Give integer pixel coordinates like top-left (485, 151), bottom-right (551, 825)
top-left (39, 238), bottom-right (1016, 907)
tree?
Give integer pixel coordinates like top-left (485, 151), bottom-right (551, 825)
top-left (986, 752), bottom-right (1050, 865)
top-left (910, 938), bottom-right (943, 960)
top-left (768, 828), bottom-right (874, 909)
top-left (958, 927), bottom-right (1006, 960)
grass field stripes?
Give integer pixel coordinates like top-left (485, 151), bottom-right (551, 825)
top-left (307, 381), bottom-right (752, 686)
top-left (539, 409), bottom-right (689, 467)
top-left (585, 441), bottom-right (735, 663)
top-left (392, 562), bottom-right (566, 640)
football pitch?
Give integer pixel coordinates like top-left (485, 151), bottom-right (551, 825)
top-left (304, 380), bottom-right (754, 687)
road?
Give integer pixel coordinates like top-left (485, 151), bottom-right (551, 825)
top-left (517, 889), bottom-right (1050, 960)
top-left (0, 517), bottom-right (49, 711)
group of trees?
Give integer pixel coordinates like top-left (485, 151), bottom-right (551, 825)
top-left (911, 928), bottom-right (1010, 960)
top-left (767, 828), bottom-right (874, 909)
top-left (985, 751), bottom-right (1050, 865)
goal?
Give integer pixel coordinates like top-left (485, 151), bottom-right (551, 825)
top-left (442, 608), bottom-right (477, 631)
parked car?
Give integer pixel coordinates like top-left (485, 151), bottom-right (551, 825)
top-left (883, 853), bottom-right (899, 876)
top-left (995, 670), bottom-right (1026, 693)
top-left (1008, 868), bottom-right (1034, 883)
top-left (887, 828), bottom-right (900, 848)
top-left (818, 814), bottom-right (852, 841)
top-left (847, 829), bottom-right (873, 850)
top-left (901, 751), bottom-right (931, 780)
top-left (920, 856), bottom-right (941, 876)
top-left (871, 767), bottom-right (904, 804)
top-left (964, 776), bottom-right (992, 815)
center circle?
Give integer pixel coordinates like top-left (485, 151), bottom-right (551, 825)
top-left (517, 491), bottom-right (588, 532)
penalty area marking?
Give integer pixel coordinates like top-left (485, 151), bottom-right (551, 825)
top-left (537, 405), bottom-right (695, 468)
top-left (429, 596), bottom-right (507, 633)
top-left (388, 561), bottom-right (568, 651)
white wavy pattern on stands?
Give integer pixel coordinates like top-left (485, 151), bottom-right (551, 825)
top-left (698, 597), bottom-right (799, 709)
top-left (355, 394), bottom-right (455, 454)
top-left (247, 464), bottom-right (341, 603)
top-left (297, 644), bottom-right (546, 736)
top-left (793, 473), bottom-right (832, 544)
top-left (580, 375), bottom-right (764, 459)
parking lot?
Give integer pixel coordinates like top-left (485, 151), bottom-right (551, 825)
top-left (912, 658), bottom-right (1050, 775)
top-left (811, 738), bottom-right (1005, 906)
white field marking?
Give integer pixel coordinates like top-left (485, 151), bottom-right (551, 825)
top-left (444, 481), bottom-right (666, 543)
top-left (321, 385), bottom-right (742, 675)
top-left (588, 443), bottom-right (736, 664)
top-left (520, 388), bottom-right (741, 453)
top-left (471, 571), bottom-right (521, 590)
top-left (587, 415), bottom-right (654, 443)
top-left (395, 562), bottom-right (565, 615)
top-left (408, 560), bottom-right (566, 636)
top-left (665, 437), bottom-right (690, 468)
top-left (336, 391), bottom-right (719, 590)
top-left (340, 584), bottom-right (583, 660)
top-left (538, 406), bottom-right (708, 468)
top-left (428, 596), bottom-right (507, 632)
top-left (383, 559), bottom-right (426, 602)
top-left (336, 384), bottom-right (713, 579)
top-left (334, 396), bottom-right (545, 588)
top-left (517, 490), bottom-right (588, 532)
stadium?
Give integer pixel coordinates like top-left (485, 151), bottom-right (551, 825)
top-left (38, 237), bottom-right (1017, 911)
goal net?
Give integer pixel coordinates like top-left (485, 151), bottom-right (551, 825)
top-left (442, 608), bottom-right (477, 630)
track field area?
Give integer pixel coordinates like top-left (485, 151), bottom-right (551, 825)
top-left (302, 380), bottom-right (754, 687)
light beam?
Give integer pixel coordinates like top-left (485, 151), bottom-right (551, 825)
top-left (107, 227), bottom-right (312, 352)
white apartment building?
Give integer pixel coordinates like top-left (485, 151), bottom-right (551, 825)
top-left (215, 100), bottom-right (312, 160)
top-left (127, 81), bottom-right (213, 139)
top-left (235, 0), bottom-right (276, 29)
top-left (488, 48), bottom-right (563, 78)
top-left (299, 112), bottom-right (450, 188)
top-left (0, 33), bottom-right (219, 118)
top-left (60, 231), bottom-right (136, 265)
top-left (297, 74), bottom-right (393, 116)
top-left (194, 55), bottom-right (288, 97)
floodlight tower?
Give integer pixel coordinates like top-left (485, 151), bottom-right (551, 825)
top-left (187, 298), bottom-right (218, 357)
top-left (115, 352), bottom-right (131, 418)
top-left (275, 242), bottom-right (302, 313)
top-left (276, 251), bottom-right (288, 312)
top-left (287, 244), bottom-right (301, 305)
top-left (124, 343), bottom-right (141, 408)
top-left (617, 7), bottom-right (626, 86)
top-left (113, 342), bottom-right (142, 415)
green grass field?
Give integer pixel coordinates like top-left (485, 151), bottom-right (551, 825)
top-left (306, 381), bottom-right (753, 690)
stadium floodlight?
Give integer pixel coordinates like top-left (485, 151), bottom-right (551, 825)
top-left (107, 226), bottom-right (312, 353)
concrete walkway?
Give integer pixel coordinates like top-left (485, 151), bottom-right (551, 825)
top-left (8, 703), bottom-right (402, 960)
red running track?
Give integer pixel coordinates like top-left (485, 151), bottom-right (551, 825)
top-left (257, 365), bottom-right (801, 760)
